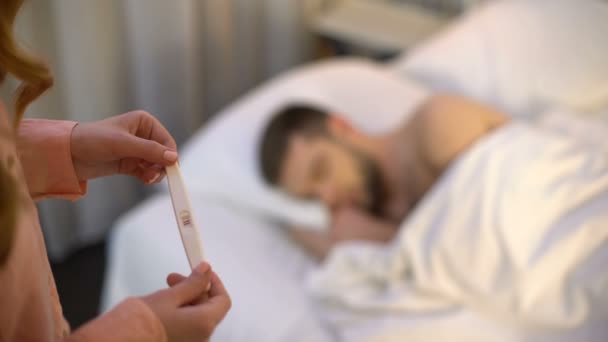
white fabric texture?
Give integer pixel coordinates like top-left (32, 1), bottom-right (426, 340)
top-left (101, 194), bottom-right (335, 342)
top-left (103, 108), bottom-right (608, 342)
top-left (176, 58), bottom-right (429, 230)
top-left (390, 0), bottom-right (608, 118)
top-left (308, 119), bottom-right (608, 341)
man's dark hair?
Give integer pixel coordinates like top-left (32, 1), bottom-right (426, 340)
top-left (259, 105), bottom-right (329, 185)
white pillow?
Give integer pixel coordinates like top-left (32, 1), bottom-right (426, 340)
top-left (177, 58), bottom-right (429, 229)
top-left (390, 0), bottom-right (608, 118)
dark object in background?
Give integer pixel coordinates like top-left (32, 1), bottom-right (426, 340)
top-left (50, 241), bottom-right (106, 329)
top-left (312, 0), bottom-right (452, 61)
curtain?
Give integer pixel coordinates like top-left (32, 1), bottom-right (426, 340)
top-left (7, 0), bottom-right (322, 260)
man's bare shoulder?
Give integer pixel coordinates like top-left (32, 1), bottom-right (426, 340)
top-left (409, 93), bottom-right (509, 172)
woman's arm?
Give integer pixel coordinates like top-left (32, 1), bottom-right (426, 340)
top-left (16, 111), bottom-right (178, 201)
top-left (67, 262), bottom-right (232, 342)
top-left (66, 298), bottom-right (167, 342)
top-left (16, 119), bottom-right (87, 201)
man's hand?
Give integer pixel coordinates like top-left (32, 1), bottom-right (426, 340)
top-left (288, 208), bottom-right (399, 261)
top-left (70, 110), bottom-right (178, 184)
top-left (330, 207), bottom-right (398, 244)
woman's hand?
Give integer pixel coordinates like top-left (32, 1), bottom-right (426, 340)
top-left (70, 110), bottom-right (178, 184)
top-left (142, 262), bottom-right (232, 342)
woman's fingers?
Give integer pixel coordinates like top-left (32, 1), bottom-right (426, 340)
top-left (112, 110), bottom-right (178, 166)
top-left (144, 264), bottom-right (230, 340)
top-left (129, 110), bottom-right (178, 154)
top-left (117, 133), bottom-right (177, 166)
top-left (167, 273), bottom-right (187, 287)
top-left (195, 271), bottom-right (231, 319)
top-left (168, 262), bottom-right (212, 306)
top-left (118, 158), bottom-right (165, 184)
top-left (207, 271), bottom-right (229, 299)
top-left (141, 166), bottom-right (165, 184)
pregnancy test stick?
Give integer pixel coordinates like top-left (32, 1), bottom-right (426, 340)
top-left (165, 163), bottom-right (205, 269)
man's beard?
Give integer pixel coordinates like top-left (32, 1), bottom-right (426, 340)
top-left (343, 143), bottom-right (385, 217)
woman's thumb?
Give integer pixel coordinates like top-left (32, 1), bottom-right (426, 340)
top-left (167, 273), bottom-right (187, 287)
top-left (120, 134), bottom-right (178, 166)
top-left (169, 262), bottom-right (211, 305)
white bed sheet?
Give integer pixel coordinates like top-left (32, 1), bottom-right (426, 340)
top-left (100, 200), bottom-right (513, 342)
top-left (102, 109), bottom-right (608, 342)
top-left (309, 116), bottom-right (608, 341)
top-left (101, 194), bottom-right (335, 342)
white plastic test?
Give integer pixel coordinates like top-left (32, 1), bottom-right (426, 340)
top-left (165, 163), bottom-right (205, 269)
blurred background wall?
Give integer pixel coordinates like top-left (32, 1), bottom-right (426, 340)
top-left (8, 0), bottom-right (325, 260)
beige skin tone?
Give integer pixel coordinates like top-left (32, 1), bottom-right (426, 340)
top-left (70, 110), bottom-right (178, 183)
top-left (279, 94), bottom-right (508, 260)
top-left (3, 103), bottom-right (232, 341)
top-left (70, 110), bottom-right (178, 184)
top-left (71, 111), bottom-right (232, 341)
top-left (149, 262), bottom-right (231, 342)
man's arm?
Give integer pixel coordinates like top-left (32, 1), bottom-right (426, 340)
top-left (289, 207), bottom-right (399, 261)
top-left (288, 229), bottom-right (333, 262)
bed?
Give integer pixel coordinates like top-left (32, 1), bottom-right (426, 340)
top-left (101, 1), bottom-right (608, 341)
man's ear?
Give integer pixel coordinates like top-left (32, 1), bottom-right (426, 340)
top-left (327, 115), bottom-right (354, 138)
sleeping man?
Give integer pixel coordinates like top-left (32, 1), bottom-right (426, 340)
top-left (259, 94), bottom-right (508, 260)
top-left (261, 93), bottom-right (608, 338)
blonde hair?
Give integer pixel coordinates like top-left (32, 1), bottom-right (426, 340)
top-left (0, 0), bottom-right (53, 265)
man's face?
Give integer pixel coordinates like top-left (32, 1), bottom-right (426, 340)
top-left (279, 134), bottom-right (384, 215)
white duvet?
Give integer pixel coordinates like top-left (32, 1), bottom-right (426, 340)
top-left (309, 121), bottom-right (608, 341)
